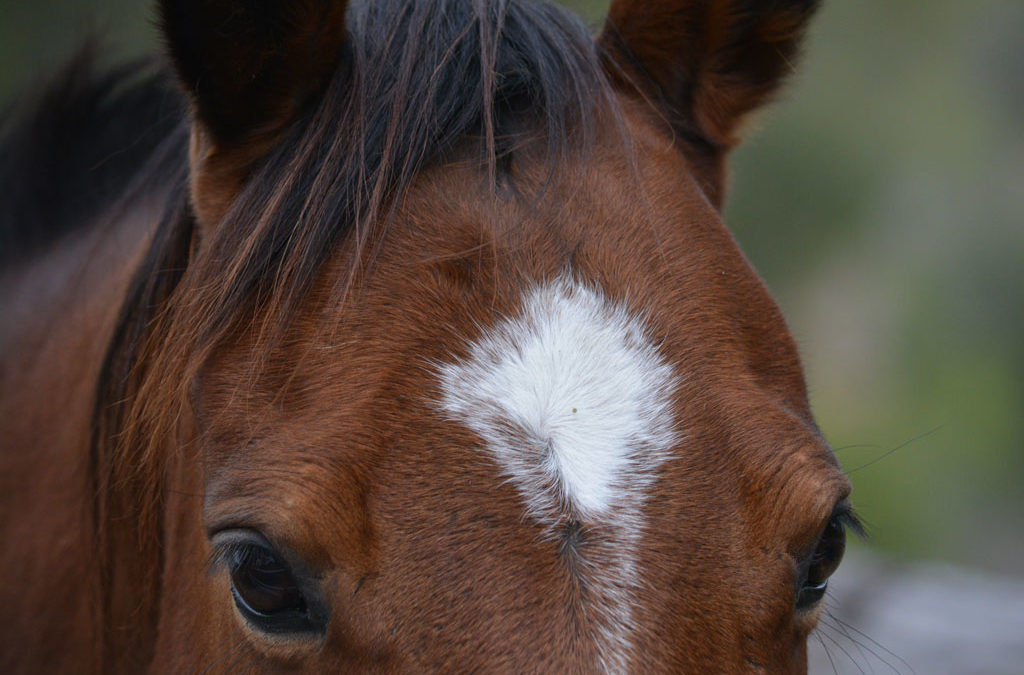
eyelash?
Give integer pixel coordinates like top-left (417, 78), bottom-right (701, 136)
top-left (208, 540), bottom-right (264, 576)
top-left (834, 507), bottom-right (868, 540)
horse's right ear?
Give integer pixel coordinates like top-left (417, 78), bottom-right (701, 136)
top-left (159, 0), bottom-right (349, 229)
top-left (599, 0), bottom-right (821, 207)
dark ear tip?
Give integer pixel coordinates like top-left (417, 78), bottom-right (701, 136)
top-left (156, 0), bottom-right (214, 94)
top-left (599, 0), bottom-right (822, 134)
top-left (157, 0), bottom-right (350, 147)
top-left (599, 0), bottom-right (822, 208)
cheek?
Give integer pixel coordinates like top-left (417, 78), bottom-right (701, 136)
top-left (153, 549), bottom-right (245, 670)
top-left (727, 562), bottom-right (807, 668)
top-left (777, 638), bottom-right (809, 675)
top-left (741, 615), bottom-right (810, 675)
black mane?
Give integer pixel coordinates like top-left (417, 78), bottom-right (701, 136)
top-left (0, 51), bottom-right (185, 267)
top-left (2, 0), bottom-right (608, 315)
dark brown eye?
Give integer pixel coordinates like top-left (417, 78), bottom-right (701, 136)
top-left (229, 544), bottom-right (306, 617)
top-left (796, 515), bottom-right (847, 610)
top-left (213, 532), bottom-right (325, 636)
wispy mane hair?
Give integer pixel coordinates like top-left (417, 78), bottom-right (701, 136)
top-left (193, 0), bottom-right (608, 348)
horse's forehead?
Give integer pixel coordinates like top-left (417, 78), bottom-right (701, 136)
top-left (204, 110), bottom-right (817, 496)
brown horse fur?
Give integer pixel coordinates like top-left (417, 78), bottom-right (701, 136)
top-left (0, 0), bottom-right (856, 672)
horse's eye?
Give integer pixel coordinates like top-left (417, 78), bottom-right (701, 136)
top-left (213, 533), bottom-right (323, 636)
top-left (796, 515), bottom-right (847, 610)
top-left (230, 543), bottom-right (305, 615)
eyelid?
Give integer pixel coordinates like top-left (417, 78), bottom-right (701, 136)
top-left (208, 538), bottom-right (271, 577)
top-left (209, 528), bottom-right (331, 587)
top-left (207, 528), bottom-right (275, 576)
top-left (792, 499), bottom-right (862, 570)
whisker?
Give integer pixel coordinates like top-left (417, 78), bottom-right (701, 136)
top-left (819, 612), bottom-right (877, 675)
top-left (833, 443), bottom-right (888, 452)
top-left (815, 633), bottom-right (840, 675)
top-left (847, 427), bottom-right (943, 474)
top-left (825, 610), bottom-right (917, 675)
top-left (817, 626), bottom-right (868, 675)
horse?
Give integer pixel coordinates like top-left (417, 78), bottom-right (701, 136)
top-left (0, 0), bottom-right (860, 671)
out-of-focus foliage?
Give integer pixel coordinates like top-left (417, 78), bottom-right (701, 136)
top-left (0, 0), bottom-right (152, 97)
top-left (2, 0), bottom-right (1021, 574)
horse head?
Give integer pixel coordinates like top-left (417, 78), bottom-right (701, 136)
top-left (91, 0), bottom-right (855, 671)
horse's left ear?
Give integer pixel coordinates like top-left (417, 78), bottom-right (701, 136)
top-left (599, 0), bottom-right (821, 207)
top-left (159, 0), bottom-right (349, 228)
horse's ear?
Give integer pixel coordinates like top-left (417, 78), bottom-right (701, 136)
top-left (159, 0), bottom-right (349, 228)
top-left (599, 0), bottom-right (821, 207)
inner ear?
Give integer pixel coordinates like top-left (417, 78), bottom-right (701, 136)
top-left (159, 0), bottom-right (350, 229)
top-left (599, 0), bottom-right (822, 207)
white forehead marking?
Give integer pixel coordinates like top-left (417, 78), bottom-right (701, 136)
top-left (439, 277), bottom-right (678, 520)
top-left (438, 277), bottom-right (679, 674)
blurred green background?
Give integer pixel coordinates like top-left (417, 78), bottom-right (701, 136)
top-left (2, 0), bottom-right (1022, 575)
